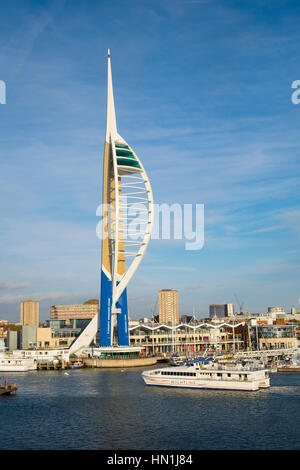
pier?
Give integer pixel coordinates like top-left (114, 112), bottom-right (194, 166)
top-left (37, 361), bottom-right (69, 371)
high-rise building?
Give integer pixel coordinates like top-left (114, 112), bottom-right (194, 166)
top-left (158, 289), bottom-right (179, 324)
top-left (99, 50), bottom-right (153, 347)
top-left (20, 300), bottom-right (39, 326)
top-left (50, 300), bottom-right (98, 324)
top-left (209, 303), bottom-right (234, 318)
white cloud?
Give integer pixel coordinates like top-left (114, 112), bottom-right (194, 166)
top-left (0, 281), bottom-right (32, 291)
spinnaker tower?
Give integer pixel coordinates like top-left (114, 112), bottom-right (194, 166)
top-left (99, 50), bottom-right (154, 347)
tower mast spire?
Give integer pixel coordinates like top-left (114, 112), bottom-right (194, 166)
top-left (106, 49), bottom-right (117, 141)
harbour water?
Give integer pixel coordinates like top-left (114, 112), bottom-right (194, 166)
top-left (1, 367), bottom-right (300, 450)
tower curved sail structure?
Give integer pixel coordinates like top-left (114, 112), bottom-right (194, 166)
top-left (100, 50), bottom-right (154, 347)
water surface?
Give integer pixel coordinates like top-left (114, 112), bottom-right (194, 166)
top-left (0, 368), bottom-right (299, 449)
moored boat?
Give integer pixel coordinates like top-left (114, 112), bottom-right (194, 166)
top-left (0, 353), bottom-right (37, 372)
top-left (69, 361), bottom-right (84, 369)
top-left (142, 360), bottom-right (270, 391)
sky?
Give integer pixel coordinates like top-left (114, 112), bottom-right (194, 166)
top-left (0, 0), bottom-right (300, 321)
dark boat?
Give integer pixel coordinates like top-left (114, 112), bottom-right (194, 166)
top-left (0, 377), bottom-right (17, 395)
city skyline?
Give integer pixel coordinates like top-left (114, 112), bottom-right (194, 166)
top-left (1, 0), bottom-right (300, 321)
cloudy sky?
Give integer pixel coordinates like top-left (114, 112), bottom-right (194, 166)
top-left (0, 0), bottom-right (300, 321)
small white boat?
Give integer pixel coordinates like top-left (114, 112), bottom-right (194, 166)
top-left (169, 355), bottom-right (184, 366)
top-left (142, 360), bottom-right (270, 391)
top-left (0, 353), bottom-right (37, 372)
top-left (69, 361), bottom-right (84, 369)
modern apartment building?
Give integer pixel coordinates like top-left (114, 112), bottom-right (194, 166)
top-left (158, 289), bottom-right (179, 324)
top-left (20, 300), bottom-right (39, 326)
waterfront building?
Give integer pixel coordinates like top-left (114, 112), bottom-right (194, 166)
top-left (158, 290), bottom-right (179, 325)
top-left (6, 321), bottom-right (93, 350)
top-left (209, 303), bottom-right (234, 318)
top-left (129, 321), bottom-right (248, 355)
top-left (99, 50), bottom-right (153, 347)
top-left (50, 300), bottom-right (98, 324)
top-left (249, 323), bottom-right (298, 350)
top-left (20, 300), bottom-right (39, 326)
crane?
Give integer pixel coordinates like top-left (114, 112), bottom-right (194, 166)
top-left (234, 293), bottom-right (244, 314)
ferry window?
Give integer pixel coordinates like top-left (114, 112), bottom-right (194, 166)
top-left (228, 374), bottom-right (231, 377)
top-left (217, 373), bottom-right (222, 377)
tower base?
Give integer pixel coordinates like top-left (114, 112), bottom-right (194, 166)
top-left (81, 346), bottom-right (158, 368)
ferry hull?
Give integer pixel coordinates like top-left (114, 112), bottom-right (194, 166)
top-left (142, 363), bottom-right (270, 391)
top-left (142, 376), bottom-right (269, 391)
top-left (0, 366), bottom-right (37, 372)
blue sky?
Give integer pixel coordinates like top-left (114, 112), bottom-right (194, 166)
top-left (0, 0), bottom-right (300, 321)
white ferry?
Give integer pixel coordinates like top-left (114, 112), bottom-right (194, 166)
top-left (0, 353), bottom-right (37, 372)
top-left (142, 360), bottom-right (270, 391)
